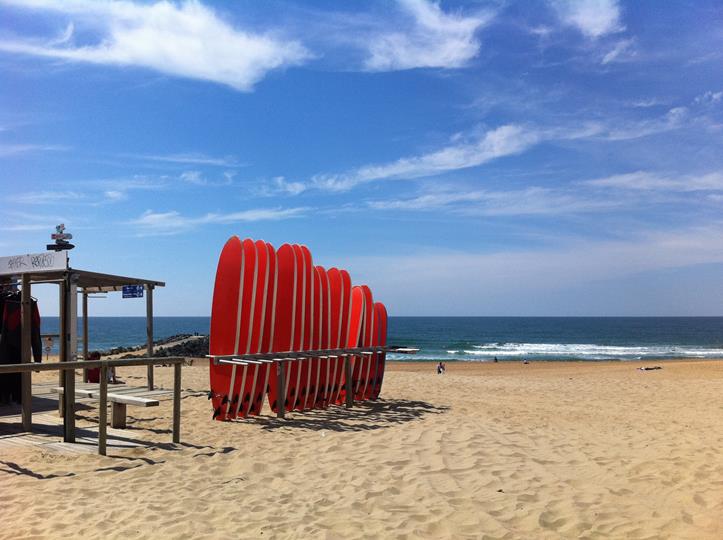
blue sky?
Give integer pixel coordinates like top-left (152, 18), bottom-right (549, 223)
top-left (1, 0), bottom-right (723, 316)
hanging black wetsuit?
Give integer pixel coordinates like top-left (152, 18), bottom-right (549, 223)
top-left (0, 291), bottom-right (42, 404)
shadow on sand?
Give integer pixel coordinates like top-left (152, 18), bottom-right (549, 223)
top-left (247, 398), bottom-right (449, 432)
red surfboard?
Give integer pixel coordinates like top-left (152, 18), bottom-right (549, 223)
top-left (224, 239), bottom-right (258, 420)
top-left (354, 285), bottom-right (374, 400)
top-left (326, 268), bottom-right (343, 406)
top-left (331, 269), bottom-right (352, 405)
top-left (209, 237), bottom-right (242, 421)
top-left (370, 302), bottom-right (387, 400)
top-left (314, 266), bottom-right (330, 408)
top-left (288, 245), bottom-right (306, 411)
top-left (268, 243), bottom-right (297, 413)
top-left (339, 285), bottom-right (364, 404)
top-left (247, 242), bottom-right (277, 415)
top-left (297, 245), bottom-right (314, 410)
top-left (234, 240), bottom-right (270, 417)
top-left (308, 266), bottom-right (322, 408)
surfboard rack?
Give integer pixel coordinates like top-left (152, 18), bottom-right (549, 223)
top-left (207, 345), bottom-right (417, 418)
top-left (206, 345), bottom-right (415, 365)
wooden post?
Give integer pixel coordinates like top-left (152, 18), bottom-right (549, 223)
top-left (345, 355), bottom-right (353, 409)
top-left (82, 291), bottom-right (89, 383)
top-left (20, 274), bottom-right (32, 432)
top-left (58, 282), bottom-right (65, 414)
top-left (146, 284), bottom-right (154, 390)
top-left (62, 275), bottom-right (76, 443)
top-left (277, 360), bottom-right (285, 419)
top-left (98, 363), bottom-right (107, 456)
top-left (172, 362), bottom-right (181, 443)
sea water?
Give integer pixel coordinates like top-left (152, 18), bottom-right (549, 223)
top-left (38, 316), bottom-right (723, 362)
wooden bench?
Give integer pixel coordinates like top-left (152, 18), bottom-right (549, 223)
top-left (52, 387), bottom-right (159, 429)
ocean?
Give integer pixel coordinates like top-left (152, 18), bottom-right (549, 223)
top-left (38, 316), bottom-right (723, 362)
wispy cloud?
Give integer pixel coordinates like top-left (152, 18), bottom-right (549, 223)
top-left (308, 108), bottom-right (693, 193)
top-left (126, 152), bottom-right (243, 167)
top-left (588, 106), bottom-right (689, 141)
top-left (103, 190), bottom-right (127, 202)
top-left (368, 186), bottom-right (622, 216)
top-left (266, 176), bottom-right (307, 196)
top-left (549, 0), bottom-right (624, 39)
top-left (9, 190), bottom-right (85, 204)
top-left (0, 0), bottom-right (311, 91)
top-left (601, 38), bottom-right (635, 64)
top-left (694, 90), bottom-right (723, 106)
top-left (313, 125), bottom-right (540, 192)
top-left (0, 143), bottom-right (69, 157)
top-left (129, 207), bottom-right (308, 235)
top-left (583, 170), bottom-right (723, 192)
top-left (179, 170), bottom-right (205, 185)
top-left (363, 0), bottom-right (492, 71)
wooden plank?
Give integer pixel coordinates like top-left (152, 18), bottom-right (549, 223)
top-left (111, 402), bottom-right (126, 429)
top-left (51, 387), bottom-right (159, 407)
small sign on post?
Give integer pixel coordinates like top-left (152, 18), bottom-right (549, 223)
top-left (122, 285), bottom-right (144, 298)
top-left (44, 336), bottom-right (53, 362)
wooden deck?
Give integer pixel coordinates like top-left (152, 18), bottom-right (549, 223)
top-left (0, 382), bottom-right (174, 455)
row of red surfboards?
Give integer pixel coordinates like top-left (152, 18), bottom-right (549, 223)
top-left (209, 237), bottom-right (388, 421)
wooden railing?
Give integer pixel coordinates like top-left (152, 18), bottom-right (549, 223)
top-left (0, 356), bottom-right (184, 455)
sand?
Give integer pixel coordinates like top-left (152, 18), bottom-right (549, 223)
top-left (1, 359), bottom-right (722, 539)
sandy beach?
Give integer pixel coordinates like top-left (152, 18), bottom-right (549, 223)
top-left (1, 359), bottom-right (722, 539)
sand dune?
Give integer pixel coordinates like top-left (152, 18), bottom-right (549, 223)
top-left (1, 360), bottom-right (722, 539)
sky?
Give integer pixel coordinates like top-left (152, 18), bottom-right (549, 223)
top-left (1, 0), bottom-right (723, 316)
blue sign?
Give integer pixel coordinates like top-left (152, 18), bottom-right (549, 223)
top-left (122, 285), bottom-right (144, 298)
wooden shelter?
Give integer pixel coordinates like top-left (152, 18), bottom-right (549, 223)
top-left (0, 251), bottom-right (165, 444)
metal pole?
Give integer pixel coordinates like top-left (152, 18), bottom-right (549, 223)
top-left (172, 362), bottom-right (181, 443)
top-left (20, 274), bottom-right (32, 431)
top-left (345, 355), bottom-right (353, 409)
top-left (98, 363), bottom-right (107, 455)
top-left (82, 291), bottom-right (89, 383)
top-left (146, 285), bottom-right (154, 390)
top-left (277, 360), bottom-right (285, 419)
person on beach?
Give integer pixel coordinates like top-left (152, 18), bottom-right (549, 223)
top-left (86, 351), bottom-right (121, 384)
top-left (437, 362), bottom-right (446, 374)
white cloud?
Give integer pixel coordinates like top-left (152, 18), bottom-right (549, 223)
top-left (694, 91), bottom-right (723, 106)
top-left (269, 176), bottom-right (307, 196)
top-left (180, 170), bottom-right (205, 185)
top-left (588, 107), bottom-right (688, 141)
top-left (104, 190), bottom-right (127, 202)
top-left (308, 109), bottom-right (693, 193)
top-left (9, 191), bottom-right (85, 204)
top-left (127, 152), bottom-right (242, 167)
top-left (363, 0), bottom-right (492, 71)
top-left (0, 143), bottom-right (69, 157)
top-left (601, 38), bottom-right (634, 64)
top-left (369, 186), bottom-right (622, 216)
top-left (0, 0), bottom-right (310, 91)
top-left (129, 207), bottom-right (308, 235)
top-left (549, 0), bottom-right (624, 38)
top-left (313, 125), bottom-right (540, 191)
top-left (583, 171), bottom-right (723, 192)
